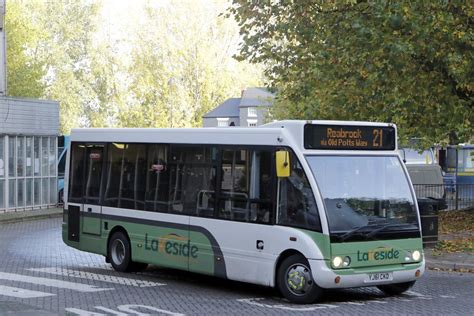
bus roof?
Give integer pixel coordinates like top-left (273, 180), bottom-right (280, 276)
top-left (70, 120), bottom-right (397, 152)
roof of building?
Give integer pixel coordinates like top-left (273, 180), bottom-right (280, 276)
top-left (239, 87), bottom-right (275, 107)
top-left (203, 88), bottom-right (276, 119)
top-left (202, 97), bottom-right (240, 118)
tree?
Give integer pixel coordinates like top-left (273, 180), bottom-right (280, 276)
top-left (124, 0), bottom-right (264, 128)
top-left (6, 0), bottom-right (103, 133)
top-left (6, 0), bottom-right (264, 133)
top-left (229, 0), bottom-right (473, 146)
top-left (34, 0), bottom-right (102, 133)
top-left (5, 0), bottom-right (45, 98)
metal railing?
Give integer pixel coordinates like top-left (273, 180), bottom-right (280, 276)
top-left (413, 184), bottom-right (474, 211)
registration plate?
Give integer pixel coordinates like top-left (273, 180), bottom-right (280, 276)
top-left (366, 272), bottom-right (393, 283)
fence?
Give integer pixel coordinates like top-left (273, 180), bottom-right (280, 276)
top-left (412, 184), bottom-right (474, 211)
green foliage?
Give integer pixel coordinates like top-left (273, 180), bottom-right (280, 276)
top-left (7, 0), bottom-right (263, 134)
top-left (5, 0), bottom-right (45, 98)
top-left (229, 0), bottom-right (473, 146)
top-left (122, 0), bottom-right (264, 128)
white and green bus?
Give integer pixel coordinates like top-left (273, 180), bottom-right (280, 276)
top-left (63, 120), bottom-right (424, 303)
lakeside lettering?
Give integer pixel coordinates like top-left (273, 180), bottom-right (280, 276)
top-left (357, 248), bottom-right (400, 261)
top-left (145, 233), bottom-right (198, 258)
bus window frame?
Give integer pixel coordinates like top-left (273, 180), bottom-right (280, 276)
top-left (67, 141), bottom-right (279, 226)
top-left (275, 147), bottom-right (323, 233)
top-left (305, 154), bottom-right (420, 237)
top-left (212, 145), bottom-right (277, 225)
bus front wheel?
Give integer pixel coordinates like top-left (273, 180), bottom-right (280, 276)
top-left (377, 281), bottom-right (415, 295)
top-left (277, 254), bottom-right (323, 304)
top-left (108, 231), bottom-right (133, 272)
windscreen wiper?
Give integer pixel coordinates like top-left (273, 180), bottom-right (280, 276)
top-left (338, 223), bottom-right (384, 242)
top-left (365, 223), bottom-right (416, 239)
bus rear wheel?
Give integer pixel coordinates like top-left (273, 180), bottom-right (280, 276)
top-left (108, 231), bottom-right (133, 272)
top-left (277, 254), bottom-right (323, 304)
top-left (377, 281), bottom-right (415, 295)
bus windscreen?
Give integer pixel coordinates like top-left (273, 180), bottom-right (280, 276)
top-left (304, 124), bottom-right (396, 150)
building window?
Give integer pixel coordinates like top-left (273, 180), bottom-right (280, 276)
top-left (8, 137), bottom-right (15, 177)
top-left (248, 107), bottom-right (257, 117)
top-left (247, 119), bottom-right (258, 127)
top-left (217, 118), bottom-right (229, 127)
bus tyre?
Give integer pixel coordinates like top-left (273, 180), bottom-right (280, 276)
top-left (108, 231), bottom-right (133, 272)
top-left (377, 281), bottom-right (416, 295)
top-left (277, 254), bottom-right (322, 304)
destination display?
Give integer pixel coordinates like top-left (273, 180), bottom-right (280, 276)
top-left (304, 124), bottom-right (396, 150)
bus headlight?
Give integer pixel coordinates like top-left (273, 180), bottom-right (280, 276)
top-left (343, 256), bottom-right (351, 267)
top-left (332, 256), bottom-right (343, 268)
top-left (412, 250), bottom-right (421, 261)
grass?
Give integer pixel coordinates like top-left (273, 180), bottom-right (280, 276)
top-left (434, 210), bottom-right (474, 254)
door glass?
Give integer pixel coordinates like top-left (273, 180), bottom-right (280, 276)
top-left (69, 144), bottom-right (86, 203)
top-left (84, 145), bottom-right (104, 205)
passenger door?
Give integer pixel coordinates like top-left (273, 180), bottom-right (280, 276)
top-left (190, 147), bottom-right (276, 282)
top-left (81, 144), bottom-right (105, 235)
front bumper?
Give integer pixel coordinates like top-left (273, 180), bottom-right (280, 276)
top-left (308, 259), bottom-right (425, 289)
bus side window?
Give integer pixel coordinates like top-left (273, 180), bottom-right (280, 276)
top-left (84, 144), bottom-right (105, 205)
top-left (277, 152), bottom-right (321, 232)
top-left (68, 143), bottom-right (86, 203)
top-left (103, 143), bottom-right (146, 210)
top-left (145, 144), bottom-right (170, 213)
top-left (217, 148), bottom-right (273, 224)
top-left (168, 145), bottom-right (216, 216)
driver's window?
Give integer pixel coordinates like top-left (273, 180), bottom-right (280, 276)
top-left (277, 152), bottom-right (321, 232)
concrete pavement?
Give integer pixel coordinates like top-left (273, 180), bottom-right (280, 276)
top-left (0, 207), bottom-right (62, 224)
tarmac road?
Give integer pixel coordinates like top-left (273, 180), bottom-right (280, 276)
top-left (0, 217), bottom-right (473, 315)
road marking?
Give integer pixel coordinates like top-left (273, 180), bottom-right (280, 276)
top-left (64, 308), bottom-right (107, 316)
top-left (65, 305), bottom-right (185, 316)
top-left (406, 290), bottom-right (428, 297)
top-left (94, 306), bottom-right (128, 315)
top-left (117, 304), bottom-right (185, 316)
top-left (0, 285), bottom-right (55, 298)
top-left (0, 271), bottom-right (112, 293)
top-left (440, 295), bottom-right (455, 298)
top-left (29, 267), bottom-right (165, 287)
top-left (342, 301), bottom-right (365, 306)
top-left (237, 298), bottom-right (328, 311)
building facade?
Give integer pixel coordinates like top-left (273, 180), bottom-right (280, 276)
top-left (202, 88), bottom-right (275, 128)
top-left (0, 97), bottom-right (59, 212)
